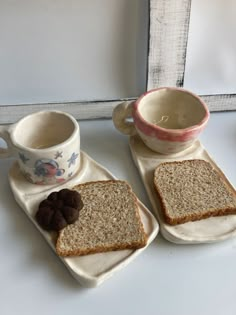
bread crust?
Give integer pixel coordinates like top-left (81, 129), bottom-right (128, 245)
top-left (153, 159), bottom-right (236, 226)
top-left (56, 180), bottom-right (147, 257)
top-left (56, 240), bottom-right (147, 257)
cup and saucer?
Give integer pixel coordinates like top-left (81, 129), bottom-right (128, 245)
top-left (112, 87), bottom-right (236, 244)
top-left (0, 110), bottom-right (158, 287)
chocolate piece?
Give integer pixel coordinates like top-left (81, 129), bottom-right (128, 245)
top-left (52, 199), bottom-right (64, 210)
top-left (38, 199), bottom-right (53, 209)
top-left (36, 206), bottom-right (54, 230)
top-left (76, 200), bottom-right (83, 211)
top-left (47, 191), bottom-right (58, 201)
top-left (51, 210), bottom-right (67, 231)
top-left (58, 188), bottom-right (71, 200)
top-left (35, 188), bottom-right (83, 232)
top-left (65, 191), bottom-right (82, 209)
top-left (62, 206), bottom-right (79, 224)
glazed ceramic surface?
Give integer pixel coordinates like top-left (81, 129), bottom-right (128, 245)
top-left (130, 135), bottom-right (236, 244)
top-left (8, 151), bottom-right (159, 287)
top-left (112, 87), bottom-right (209, 154)
top-left (0, 111), bottom-right (80, 185)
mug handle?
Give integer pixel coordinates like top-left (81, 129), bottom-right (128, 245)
top-left (112, 101), bottom-right (137, 136)
top-left (0, 125), bottom-right (13, 158)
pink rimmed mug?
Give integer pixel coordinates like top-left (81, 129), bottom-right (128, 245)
top-left (0, 111), bottom-right (80, 185)
top-left (112, 87), bottom-right (210, 154)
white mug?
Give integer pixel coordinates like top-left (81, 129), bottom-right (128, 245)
top-left (0, 111), bottom-right (80, 185)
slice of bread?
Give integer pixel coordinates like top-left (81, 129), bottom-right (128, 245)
top-left (56, 180), bottom-right (147, 257)
top-left (154, 159), bottom-right (236, 225)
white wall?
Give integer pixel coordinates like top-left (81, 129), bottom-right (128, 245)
top-left (184, 0), bottom-right (236, 95)
top-left (0, 0), bottom-right (148, 105)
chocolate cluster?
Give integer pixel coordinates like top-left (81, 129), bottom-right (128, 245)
top-left (35, 189), bottom-right (83, 231)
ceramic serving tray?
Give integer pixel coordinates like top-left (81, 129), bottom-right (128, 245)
top-left (8, 151), bottom-right (159, 287)
top-left (129, 135), bottom-right (236, 244)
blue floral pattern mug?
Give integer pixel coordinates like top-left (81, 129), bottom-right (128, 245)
top-left (0, 111), bottom-right (80, 185)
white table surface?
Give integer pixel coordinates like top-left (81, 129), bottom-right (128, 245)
top-left (0, 111), bottom-right (235, 315)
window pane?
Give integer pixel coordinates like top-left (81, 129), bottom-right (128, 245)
top-left (0, 0), bottom-right (148, 105)
top-left (184, 0), bottom-right (236, 95)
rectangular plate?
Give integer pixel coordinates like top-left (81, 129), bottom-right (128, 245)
top-left (8, 151), bottom-right (159, 287)
top-left (130, 135), bottom-right (236, 244)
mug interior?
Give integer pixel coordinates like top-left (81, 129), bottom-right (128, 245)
top-left (138, 89), bottom-right (207, 129)
top-left (13, 112), bottom-right (76, 149)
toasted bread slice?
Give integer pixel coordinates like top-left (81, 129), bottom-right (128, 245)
top-left (56, 180), bottom-right (147, 257)
top-left (154, 159), bottom-right (236, 225)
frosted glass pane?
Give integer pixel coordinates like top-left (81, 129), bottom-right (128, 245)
top-left (184, 0), bottom-right (236, 95)
top-left (0, 0), bottom-right (148, 105)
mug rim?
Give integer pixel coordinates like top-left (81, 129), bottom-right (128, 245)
top-left (10, 110), bottom-right (79, 152)
top-left (133, 87), bottom-right (210, 135)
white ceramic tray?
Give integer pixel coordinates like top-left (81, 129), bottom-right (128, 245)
top-left (9, 151), bottom-right (159, 287)
top-left (130, 135), bottom-right (236, 244)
